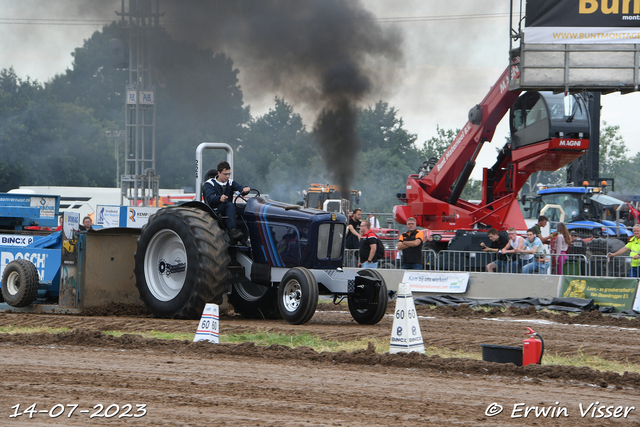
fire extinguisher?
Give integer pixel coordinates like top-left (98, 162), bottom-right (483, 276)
top-left (522, 327), bottom-right (544, 366)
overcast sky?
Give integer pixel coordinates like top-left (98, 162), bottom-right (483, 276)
top-left (1, 0), bottom-right (638, 180)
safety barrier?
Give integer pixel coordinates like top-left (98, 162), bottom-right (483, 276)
top-left (431, 251), bottom-right (586, 275)
top-left (589, 254), bottom-right (634, 278)
top-left (344, 248), bottom-right (626, 276)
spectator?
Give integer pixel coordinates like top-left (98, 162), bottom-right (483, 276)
top-left (55, 215), bottom-right (63, 232)
top-left (79, 216), bottom-right (93, 231)
top-left (203, 161), bottom-right (250, 240)
top-left (346, 208), bottom-right (362, 249)
top-left (607, 224), bottom-right (640, 277)
top-left (554, 222), bottom-right (571, 275)
top-left (521, 228), bottom-right (548, 274)
top-left (531, 215), bottom-right (551, 244)
top-left (500, 228), bottom-right (527, 272)
top-left (481, 228), bottom-right (509, 272)
top-left (358, 220), bottom-right (379, 269)
top-left (367, 213), bottom-right (381, 229)
top-left (397, 217), bottom-right (424, 270)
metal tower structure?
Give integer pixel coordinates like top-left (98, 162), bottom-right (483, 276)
top-left (116, 0), bottom-right (163, 206)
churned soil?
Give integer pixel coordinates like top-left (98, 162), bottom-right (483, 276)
top-left (0, 304), bottom-right (639, 426)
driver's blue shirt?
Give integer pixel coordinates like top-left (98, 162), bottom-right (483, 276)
top-left (204, 178), bottom-right (245, 208)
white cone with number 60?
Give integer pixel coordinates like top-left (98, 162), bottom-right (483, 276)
top-left (389, 283), bottom-right (425, 354)
top-left (194, 303), bottom-right (219, 343)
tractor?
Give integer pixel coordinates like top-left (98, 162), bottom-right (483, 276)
top-left (133, 143), bottom-right (388, 325)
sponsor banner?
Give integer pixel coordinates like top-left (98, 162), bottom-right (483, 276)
top-left (0, 234), bottom-right (36, 247)
top-left (402, 271), bottom-right (469, 293)
top-left (526, 0), bottom-right (640, 28)
top-left (96, 205), bottom-right (122, 228)
top-left (525, 26), bottom-right (640, 43)
top-left (561, 276), bottom-right (639, 311)
top-left (62, 212), bottom-right (80, 266)
top-left (0, 248), bottom-right (61, 285)
top-left (125, 207), bottom-right (161, 228)
top-left (29, 196), bottom-right (57, 219)
top-left (525, 0), bottom-right (640, 43)
top-left (60, 212), bottom-right (80, 308)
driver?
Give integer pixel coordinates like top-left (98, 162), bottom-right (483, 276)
top-left (563, 199), bottom-right (579, 220)
top-left (204, 161), bottom-right (250, 240)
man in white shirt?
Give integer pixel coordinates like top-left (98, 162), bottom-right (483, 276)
top-left (500, 227), bottom-right (527, 273)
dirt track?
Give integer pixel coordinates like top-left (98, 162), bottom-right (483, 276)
top-left (1, 305), bottom-right (640, 426)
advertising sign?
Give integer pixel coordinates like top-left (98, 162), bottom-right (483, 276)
top-left (0, 248), bottom-right (60, 286)
top-left (95, 205), bottom-right (122, 228)
top-left (125, 207), bottom-right (160, 228)
top-left (29, 196), bottom-right (57, 219)
top-left (60, 212), bottom-right (80, 308)
top-left (525, 0), bottom-right (640, 44)
top-left (402, 271), bottom-right (469, 293)
top-left (561, 276), bottom-right (639, 311)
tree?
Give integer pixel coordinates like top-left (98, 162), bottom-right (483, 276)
top-left (414, 125), bottom-right (482, 201)
top-left (598, 121), bottom-right (640, 194)
top-left (236, 97), bottom-right (317, 203)
top-left (351, 103), bottom-right (420, 212)
top-left (46, 24), bottom-right (250, 189)
top-left (0, 68), bottom-right (115, 191)
top-left (599, 121), bottom-right (629, 177)
top-left (418, 125), bottom-right (457, 160)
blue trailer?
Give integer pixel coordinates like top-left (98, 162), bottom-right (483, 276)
top-left (0, 193), bottom-right (63, 306)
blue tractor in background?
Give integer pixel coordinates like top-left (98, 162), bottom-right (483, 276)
top-left (522, 185), bottom-right (632, 240)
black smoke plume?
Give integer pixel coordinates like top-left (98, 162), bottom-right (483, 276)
top-left (160, 0), bottom-right (403, 195)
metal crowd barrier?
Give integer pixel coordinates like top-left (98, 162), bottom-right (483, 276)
top-left (344, 247), bottom-right (636, 277)
top-left (589, 254), bottom-right (633, 278)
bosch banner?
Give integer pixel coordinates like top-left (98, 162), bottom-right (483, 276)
top-left (525, 0), bottom-right (640, 43)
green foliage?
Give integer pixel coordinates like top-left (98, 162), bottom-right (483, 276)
top-left (6, 22), bottom-right (638, 210)
top-left (419, 125), bottom-right (456, 160)
top-left (235, 97), bottom-right (317, 203)
top-left (44, 24), bottom-right (249, 190)
top-left (599, 121), bottom-right (629, 176)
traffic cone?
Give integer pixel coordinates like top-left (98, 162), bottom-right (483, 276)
top-left (194, 303), bottom-right (219, 343)
top-left (389, 283), bottom-right (425, 354)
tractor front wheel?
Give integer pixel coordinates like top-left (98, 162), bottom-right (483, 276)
top-left (348, 269), bottom-right (388, 325)
top-left (277, 267), bottom-right (318, 325)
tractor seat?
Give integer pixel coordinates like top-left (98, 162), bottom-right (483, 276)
top-left (202, 168), bottom-right (219, 209)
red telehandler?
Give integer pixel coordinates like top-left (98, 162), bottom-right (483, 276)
top-left (394, 63), bottom-right (591, 251)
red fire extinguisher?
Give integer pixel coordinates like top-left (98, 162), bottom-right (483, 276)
top-left (522, 327), bottom-right (544, 366)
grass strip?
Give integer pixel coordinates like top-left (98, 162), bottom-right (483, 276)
top-left (1, 326), bottom-right (639, 375)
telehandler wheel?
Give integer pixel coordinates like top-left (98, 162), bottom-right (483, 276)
top-left (277, 267), bottom-right (318, 325)
top-left (134, 207), bottom-right (230, 319)
top-left (348, 269), bottom-right (388, 325)
top-left (1, 259), bottom-right (39, 307)
top-left (229, 277), bottom-right (281, 319)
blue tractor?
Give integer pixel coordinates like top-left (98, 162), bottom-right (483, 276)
top-left (522, 185), bottom-right (632, 240)
top-left (133, 143), bottom-right (388, 325)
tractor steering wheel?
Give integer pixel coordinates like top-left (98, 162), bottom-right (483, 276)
top-left (234, 189), bottom-right (261, 209)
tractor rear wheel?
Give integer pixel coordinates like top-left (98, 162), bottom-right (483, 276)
top-left (348, 269), bottom-right (388, 325)
top-left (1, 259), bottom-right (39, 307)
top-left (134, 207), bottom-right (229, 319)
top-left (277, 267), bottom-right (318, 325)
